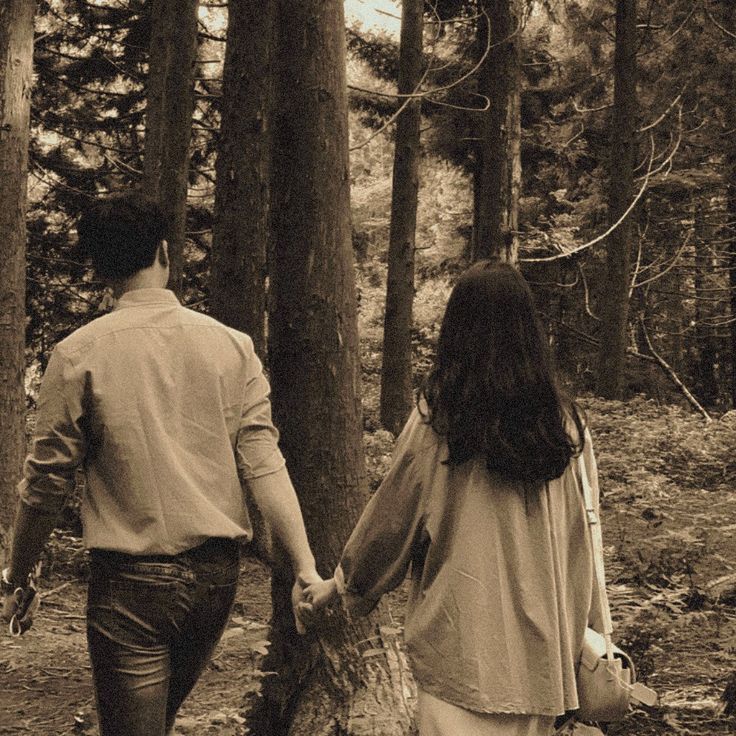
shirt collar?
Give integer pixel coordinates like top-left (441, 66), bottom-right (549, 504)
top-left (113, 288), bottom-right (180, 310)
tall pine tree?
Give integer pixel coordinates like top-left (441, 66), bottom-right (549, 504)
top-left (251, 2), bottom-right (414, 733)
top-left (0, 0), bottom-right (36, 543)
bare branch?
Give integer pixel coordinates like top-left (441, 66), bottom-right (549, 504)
top-left (347, 9), bottom-right (507, 102)
top-left (562, 124), bottom-right (585, 148)
top-left (520, 136), bottom-right (657, 263)
top-left (639, 316), bottom-right (712, 422)
top-left (577, 263), bottom-right (600, 321)
top-left (632, 231), bottom-right (692, 289)
top-left (629, 232), bottom-right (644, 298)
top-left (349, 0), bottom-right (444, 151)
top-left (572, 100), bottom-right (612, 114)
top-left (424, 94), bottom-right (490, 111)
top-left (638, 84), bottom-right (687, 132)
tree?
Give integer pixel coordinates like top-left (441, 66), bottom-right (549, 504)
top-left (250, 1), bottom-right (414, 733)
top-left (693, 202), bottom-right (719, 406)
top-left (379, 0), bottom-right (424, 435)
top-left (143, 0), bottom-right (200, 296)
top-left (473, 0), bottom-right (524, 263)
top-left (209, 0), bottom-right (273, 356)
top-left (0, 0), bottom-right (36, 546)
top-left (595, 0), bottom-right (638, 399)
top-left (717, 2), bottom-right (736, 407)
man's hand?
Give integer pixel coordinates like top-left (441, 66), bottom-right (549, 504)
top-left (1, 569), bottom-right (39, 636)
top-left (303, 578), bottom-right (338, 612)
top-left (291, 569), bottom-right (322, 634)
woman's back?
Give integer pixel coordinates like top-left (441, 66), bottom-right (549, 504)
top-left (338, 408), bottom-right (597, 717)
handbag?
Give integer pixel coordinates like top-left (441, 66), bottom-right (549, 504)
top-left (575, 454), bottom-right (656, 723)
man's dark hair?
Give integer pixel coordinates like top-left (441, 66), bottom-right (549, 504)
top-left (76, 193), bottom-right (168, 281)
top-left (420, 259), bottom-right (585, 486)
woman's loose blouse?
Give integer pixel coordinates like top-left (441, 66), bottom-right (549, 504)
top-left (336, 408), bottom-right (600, 717)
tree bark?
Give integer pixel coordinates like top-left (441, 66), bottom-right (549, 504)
top-left (728, 197), bottom-right (736, 408)
top-left (249, 2), bottom-right (415, 734)
top-left (724, 9), bottom-right (736, 408)
top-left (693, 204), bottom-right (718, 406)
top-left (0, 0), bottom-right (35, 549)
top-left (473, 0), bottom-right (523, 264)
top-left (143, 0), bottom-right (199, 296)
top-left (595, 0), bottom-right (637, 399)
top-left (379, 0), bottom-right (424, 435)
top-left (209, 0), bottom-right (273, 357)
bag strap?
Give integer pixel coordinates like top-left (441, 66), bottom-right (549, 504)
top-left (577, 452), bottom-right (615, 662)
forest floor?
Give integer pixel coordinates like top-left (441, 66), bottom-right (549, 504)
top-left (3, 295), bottom-right (736, 734)
top-left (3, 397), bottom-right (736, 735)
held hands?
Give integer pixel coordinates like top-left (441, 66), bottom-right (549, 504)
top-left (291, 569), bottom-right (323, 635)
top-left (303, 578), bottom-right (338, 611)
top-left (298, 577), bottom-right (339, 630)
top-left (291, 573), bottom-right (340, 633)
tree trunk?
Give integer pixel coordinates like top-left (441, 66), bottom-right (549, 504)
top-left (209, 0), bottom-right (273, 357)
top-left (0, 0), bottom-right (35, 550)
top-left (693, 205), bottom-right (718, 407)
top-left (725, 13), bottom-right (736, 408)
top-left (728, 199), bottom-right (736, 408)
top-left (595, 0), bottom-right (637, 399)
top-left (379, 0), bottom-right (424, 435)
top-left (210, 0), bottom-right (275, 561)
top-left (473, 0), bottom-right (523, 264)
top-left (143, 0), bottom-right (199, 296)
top-left (249, 2), bottom-right (415, 734)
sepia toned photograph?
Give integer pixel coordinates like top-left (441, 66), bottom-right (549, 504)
top-left (0, 1), bottom-right (732, 734)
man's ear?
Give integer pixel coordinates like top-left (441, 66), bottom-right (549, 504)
top-left (158, 240), bottom-right (169, 268)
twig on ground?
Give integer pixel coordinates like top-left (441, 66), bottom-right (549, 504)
top-left (41, 581), bottom-right (75, 600)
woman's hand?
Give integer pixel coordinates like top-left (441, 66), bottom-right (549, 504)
top-left (304, 577), bottom-right (338, 612)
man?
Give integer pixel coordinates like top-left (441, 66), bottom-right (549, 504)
top-left (2, 193), bottom-right (320, 735)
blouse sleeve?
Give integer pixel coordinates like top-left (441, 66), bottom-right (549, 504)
top-left (335, 409), bottom-right (429, 617)
top-left (582, 428), bottom-right (604, 631)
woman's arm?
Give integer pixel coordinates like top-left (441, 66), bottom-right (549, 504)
top-left (335, 411), bottom-right (429, 617)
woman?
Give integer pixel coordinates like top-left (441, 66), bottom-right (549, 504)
top-left (305, 260), bottom-right (601, 736)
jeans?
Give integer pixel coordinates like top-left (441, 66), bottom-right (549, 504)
top-left (86, 538), bottom-right (239, 736)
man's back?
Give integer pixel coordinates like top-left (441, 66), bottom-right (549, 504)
top-left (21, 288), bottom-right (284, 554)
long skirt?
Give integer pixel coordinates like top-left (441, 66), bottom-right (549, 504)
top-left (417, 688), bottom-right (556, 736)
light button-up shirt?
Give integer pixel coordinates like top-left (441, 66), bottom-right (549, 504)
top-left (20, 288), bottom-right (285, 555)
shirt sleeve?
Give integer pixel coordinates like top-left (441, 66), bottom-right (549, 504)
top-left (336, 410), bottom-right (429, 617)
top-left (235, 337), bottom-right (286, 480)
top-left (19, 349), bottom-right (86, 514)
top-left (582, 428), bottom-right (604, 631)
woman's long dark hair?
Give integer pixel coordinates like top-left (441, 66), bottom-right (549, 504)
top-left (419, 260), bottom-right (584, 484)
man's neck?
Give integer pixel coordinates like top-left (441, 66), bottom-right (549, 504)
top-left (113, 271), bottom-right (168, 299)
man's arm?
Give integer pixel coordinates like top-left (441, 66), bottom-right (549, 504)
top-left (234, 338), bottom-right (321, 631)
top-left (4, 350), bottom-right (85, 614)
top-left (246, 468), bottom-right (320, 634)
top-left (246, 467), bottom-right (317, 580)
top-left (6, 503), bottom-right (59, 586)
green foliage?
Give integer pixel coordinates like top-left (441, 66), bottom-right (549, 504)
top-left (584, 396), bottom-right (736, 492)
top-left (26, 1), bottom-right (223, 367)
